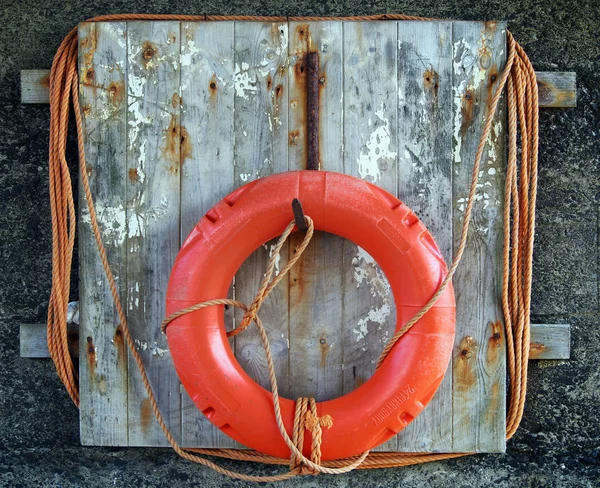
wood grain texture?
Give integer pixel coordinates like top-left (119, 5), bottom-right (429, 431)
top-left (232, 22), bottom-right (291, 396)
top-left (288, 21), bottom-right (345, 401)
top-left (178, 21), bottom-right (240, 448)
top-left (78, 21), bottom-right (129, 446)
top-left (20, 323), bottom-right (79, 358)
top-left (451, 21), bottom-right (507, 453)
top-left (24, 68), bottom-right (577, 108)
top-left (529, 324), bottom-right (571, 360)
top-left (396, 20), bottom-right (454, 453)
top-left (536, 71), bottom-right (577, 107)
top-left (125, 21), bottom-right (181, 446)
top-left (74, 20), bottom-right (523, 453)
top-left (341, 21), bottom-right (398, 452)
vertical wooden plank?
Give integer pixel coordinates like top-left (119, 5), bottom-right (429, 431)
top-left (287, 22), bottom-right (344, 401)
top-left (126, 21), bottom-right (181, 446)
top-left (178, 21), bottom-right (240, 448)
top-left (395, 21), bottom-right (454, 453)
top-left (233, 22), bottom-right (290, 397)
top-left (451, 21), bottom-right (507, 453)
top-left (78, 21), bottom-right (129, 446)
top-left (341, 21), bottom-right (398, 451)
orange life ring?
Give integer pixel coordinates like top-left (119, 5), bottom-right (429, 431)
top-left (165, 171), bottom-right (455, 460)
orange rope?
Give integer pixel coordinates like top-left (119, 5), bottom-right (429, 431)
top-left (47, 13), bottom-right (538, 481)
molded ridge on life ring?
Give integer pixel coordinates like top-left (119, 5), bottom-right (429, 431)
top-left (165, 170), bottom-right (455, 461)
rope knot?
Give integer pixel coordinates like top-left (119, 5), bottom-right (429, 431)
top-left (290, 398), bottom-right (334, 475)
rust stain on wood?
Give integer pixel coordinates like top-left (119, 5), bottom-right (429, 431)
top-left (163, 115), bottom-right (192, 173)
top-left (113, 326), bottom-right (126, 366)
top-left (86, 336), bottom-right (97, 379)
top-left (172, 92), bottom-right (182, 108)
top-left (423, 67), bottom-right (439, 99)
top-left (140, 397), bottom-right (152, 433)
top-left (128, 168), bottom-right (140, 182)
top-left (529, 342), bottom-right (547, 359)
top-left (289, 130), bottom-right (299, 145)
top-left (460, 89), bottom-right (475, 137)
top-left (107, 81), bottom-right (125, 106)
top-left (456, 336), bottom-right (477, 389)
top-left (537, 78), bottom-right (576, 107)
top-left (484, 380), bottom-right (501, 425)
top-left (141, 41), bottom-right (157, 67)
top-left (319, 334), bottom-right (329, 367)
top-left (208, 74), bottom-right (218, 102)
top-left (486, 320), bottom-right (504, 366)
top-left (486, 65), bottom-right (499, 107)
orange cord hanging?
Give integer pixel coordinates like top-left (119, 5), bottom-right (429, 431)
top-left (47, 13), bottom-right (538, 481)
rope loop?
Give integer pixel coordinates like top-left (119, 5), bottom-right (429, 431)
top-left (47, 12), bottom-right (539, 482)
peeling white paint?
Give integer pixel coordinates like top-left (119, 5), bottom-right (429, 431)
top-left (268, 244), bottom-right (281, 276)
top-left (356, 103), bottom-right (397, 182)
top-left (180, 39), bottom-right (200, 67)
top-left (351, 246), bottom-right (393, 342)
top-left (82, 203), bottom-right (127, 246)
top-left (234, 62), bottom-right (257, 99)
top-left (277, 23), bottom-right (288, 56)
top-left (240, 173), bottom-right (251, 182)
top-left (150, 342), bottom-right (169, 357)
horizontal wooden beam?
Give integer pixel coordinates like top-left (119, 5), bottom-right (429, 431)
top-left (528, 323), bottom-right (570, 360)
top-left (20, 323), bottom-right (79, 358)
top-left (20, 69), bottom-right (576, 108)
top-left (536, 71), bottom-right (577, 108)
top-left (20, 322), bottom-right (569, 360)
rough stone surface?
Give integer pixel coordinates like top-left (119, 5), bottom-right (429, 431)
top-left (1, 0), bottom-right (599, 486)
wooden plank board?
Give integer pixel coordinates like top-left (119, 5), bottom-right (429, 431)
top-left (78, 21), bottom-right (129, 446)
top-left (529, 324), bottom-right (570, 360)
top-left (396, 20), bottom-right (454, 453)
top-left (288, 21), bottom-right (345, 401)
top-left (23, 323), bottom-right (568, 360)
top-left (341, 20), bottom-right (398, 452)
top-left (22, 69), bottom-right (578, 108)
top-left (451, 21), bottom-right (507, 453)
top-left (125, 21), bottom-right (182, 446)
top-left (178, 21), bottom-right (239, 448)
top-left (232, 22), bottom-right (291, 397)
top-left (71, 19), bottom-right (528, 452)
top-left (537, 71), bottom-right (576, 107)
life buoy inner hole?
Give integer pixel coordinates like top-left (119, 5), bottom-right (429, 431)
top-left (225, 229), bottom-right (397, 402)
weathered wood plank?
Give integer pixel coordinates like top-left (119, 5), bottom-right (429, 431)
top-left (232, 22), bottom-right (291, 398)
top-left (125, 21), bottom-right (181, 446)
top-left (22, 322), bottom-right (567, 360)
top-left (20, 323), bottom-right (79, 358)
top-left (537, 71), bottom-right (576, 108)
top-left (287, 21), bottom-right (345, 401)
top-left (529, 324), bottom-right (570, 360)
top-left (342, 21), bottom-right (398, 452)
top-left (21, 68), bottom-right (579, 109)
top-left (179, 21), bottom-right (240, 448)
top-left (396, 20), bottom-right (454, 453)
top-left (20, 69), bottom-right (50, 103)
top-left (451, 21), bottom-right (507, 453)
top-left (77, 21), bottom-right (129, 446)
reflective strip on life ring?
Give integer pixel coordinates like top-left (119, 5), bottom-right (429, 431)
top-left (165, 171), bottom-right (455, 461)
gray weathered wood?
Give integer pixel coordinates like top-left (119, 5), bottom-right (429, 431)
top-left (20, 323), bottom-right (79, 358)
top-left (22, 68), bottom-right (578, 108)
top-left (125, 21), bottom-right (181, 446)
top-left (20, 69), bottom-right (50, 103)
top-left (529, 323), bottom-right (570, 360)
top-left (452, 21), bottom-right (507, 453)
top-left (536, 71), bottom-right (576, 108)
top-left (342, 20), bottom-right (398, 451)
top-left (232, 22), bottom-right (291, 396)
top-left (178, 21), bottom-right (240, 448)
top-left (396, 20), bottom-right (454, 453)
top-left (70, 19), bottom-right (549, 453)
top-left (23, 322), bottom-right (568, 360)
top-left (78, 21), bottom-right (129, 446)
top-left (288, 21), bottom-right (345, 402)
